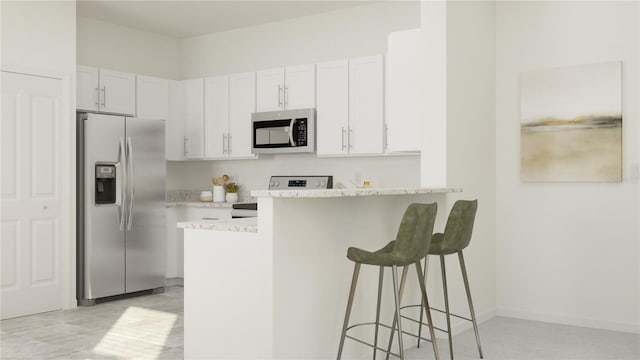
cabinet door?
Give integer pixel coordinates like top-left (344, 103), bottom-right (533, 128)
top-left (167, 80), bottom-right (186, 161)
top-left (204, 75), bottom-right (229, 159)
top-left (386, 29), bottom-right (423, 152)
top-left (184, 78), bottom-right (205, 159)
top-left (99, 69), bottom-right (136, 115)
top-left (284, 64), bottom-right (315, 110)
top-left (136, 75), bottom-right (169, 120)
top-left (316, 60), bottom-right (349, 156)
top-left (349, 56), bottom-right (384, 155)
top-left (256, 68), bottom-right (284, 112)
top-left (229, 72), bottom-right (257, 158)
top-left (77, 65), bottom-right (99, 112)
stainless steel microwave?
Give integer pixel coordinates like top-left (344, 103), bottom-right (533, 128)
top-left (251, 108), bottom-right (315, 154)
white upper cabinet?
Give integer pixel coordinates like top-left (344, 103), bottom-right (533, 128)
top-left (349, 55), bottom-right (384, 155)
top-left (99, 69), bottom-right (136, 115)
top-left (77, 66), bottom-right (100, 112)
top-left (256, 64), bottom-right (315, 112)
top-left (184, 78), bottom-right (205, 159)
top-left (228, 72), bottom-right (257, 159)
top-left (386, 29), bottom-right (423, 153)
top-left (76, 66), bottom-right (135, 115)
top-left (256, 68), bottom-right (284, 112)
top-left (204, 73), bottom-right (256, 159)
top-left (136, 75), bottom-right (169, 120)
top-left (316, 60), bottom-right (349, 156)
top-left (283, 64), bottom-right (316, 110)
top-left (167, 80), bottom-right (186, 161)
top-left (204, 75), bottom-right (230, 159)
top-left (316, 56), bottom-right (385, 156)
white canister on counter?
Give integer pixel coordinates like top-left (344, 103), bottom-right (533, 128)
top-left (200, 191), bottom-right (213, 202)
top-left (213, 185), bottom-right (225, 203)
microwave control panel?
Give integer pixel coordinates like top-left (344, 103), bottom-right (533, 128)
top-left (293, 118), bottom-right (307, 146)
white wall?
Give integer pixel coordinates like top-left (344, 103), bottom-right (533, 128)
top-left (167, 154), bottom-right (420, 193)
top-left (496, 1), bottom-right (640, 332)
top-left (425, 0), bottom-right (497, 334)
top-left (1, 0), bottom-right (77, 310)
top-left (180, 1), bottom-right (420, 79)
top-left (76, 16), bottom-right (181, 79)
top-left (1, 1), bottom-right (76, 75)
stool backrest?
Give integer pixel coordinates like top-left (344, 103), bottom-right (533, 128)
top-left (392, 203), bottom-right (438, 264)
top-left (443, 199), bottom-right (478, 251)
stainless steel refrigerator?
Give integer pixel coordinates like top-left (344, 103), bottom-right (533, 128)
top-left (77, 112), bottom-right (166, 305)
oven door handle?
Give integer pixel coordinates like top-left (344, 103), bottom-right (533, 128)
top-left (288, 118), bottom-right (295, 147)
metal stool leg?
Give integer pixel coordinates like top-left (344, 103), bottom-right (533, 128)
top-left (416, 260), bottom-right (441, 360)
top-left (391, 265), bottom-right (405, 359)
top-left (373, 266), bottom-right (384, 360)
top-left (441, 255), bottom-right (454, 360)
top-left (417, 255), bottom-right (429, 348)
top-left (458, 251), bottom-right (483, 359)
top-left (337, 263), bottom-right (361, 360)
top-left (385, 266), bottom-right (408, 360)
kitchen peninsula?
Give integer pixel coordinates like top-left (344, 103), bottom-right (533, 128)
top-left (179, 187), bottom-right (459, 359)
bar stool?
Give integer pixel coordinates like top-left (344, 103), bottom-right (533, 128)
top-left (337, 203), bottom-right (441, 360)
top-left (392, 200), bottom-right (483, 360)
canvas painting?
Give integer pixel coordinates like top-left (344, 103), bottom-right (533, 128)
top-left (520, 61), bottom-right (622, 182)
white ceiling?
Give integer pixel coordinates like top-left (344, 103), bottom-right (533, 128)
top-left (77, 0), bottom-right (376, 38)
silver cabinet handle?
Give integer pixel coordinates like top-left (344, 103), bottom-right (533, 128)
top-left (228, 133), bottom-right (232, 154)
top-left (341, 127), bottom-right (347, 151)
top-left (278, 85), bottom-right (283, 108)
top-left (101, 86), bottom-right (106, 107)
top-left (184, 136), bottom-right (190, 155)
top-left (222, 134), bottom-right (228, 155)
top-left (284, 86), bottom-right (289, 107)
top-left (117, 137), bottom-right (126, 230)
top-left (126, 137), bottom-right (135, 230)
top-left (95, 88), bottom-right (100, 106)
top-left (348, 127), bottom-right (353, 150)
top-left (384, 123), bottom-right (389, 150)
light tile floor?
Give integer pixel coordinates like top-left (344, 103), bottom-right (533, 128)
top-left (2, 286), bottom-right (639, 359)
top-left (1, 286), bottom-right (183, 359)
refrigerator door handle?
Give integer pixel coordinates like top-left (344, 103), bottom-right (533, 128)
top-left (126, 137), bottom-right (136, 230)
top-left (117, 137), bottom-right (126, 230)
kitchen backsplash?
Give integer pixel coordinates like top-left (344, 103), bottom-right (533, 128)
top-left (167, 189), bottom-right (254, 203)
top-left (166, 154), bottom-right (421, 194)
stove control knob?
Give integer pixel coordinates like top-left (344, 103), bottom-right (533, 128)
top-left (313, 180), bottom-right (321, 187)
top-left (320, 181), bottom-right (326, 188)
top-left (270, 181), bottom-right (280, 188)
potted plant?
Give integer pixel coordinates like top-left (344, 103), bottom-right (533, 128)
top-left (224, 182), bottom-right (240, 203)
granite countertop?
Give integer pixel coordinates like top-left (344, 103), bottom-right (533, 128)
top-left (167, 201), bottom-right (234, 208)
top-left (250, 187), bottom-right (461, 198)
top-left (177, 218), bottom-right (258, 233)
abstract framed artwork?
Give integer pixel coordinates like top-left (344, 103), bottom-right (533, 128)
top-left (520, 61), bottom-right (622, 182)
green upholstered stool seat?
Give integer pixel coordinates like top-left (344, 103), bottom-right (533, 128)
top-left (337, 203), bottom-right (441, 360)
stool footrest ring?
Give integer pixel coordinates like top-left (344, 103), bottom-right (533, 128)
top-left (400, 304), bottom-right (474, 322)
top-left (343, 320), bottom-right (435, 357)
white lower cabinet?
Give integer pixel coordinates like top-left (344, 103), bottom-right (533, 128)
top-left (167, 207), bottom-right (232, 279)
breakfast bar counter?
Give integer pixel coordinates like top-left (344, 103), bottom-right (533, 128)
top-left (183, 187), bottom-right (460, 359)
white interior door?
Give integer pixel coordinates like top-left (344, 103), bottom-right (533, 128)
top-left (1, 71), bottom-right (63, 319)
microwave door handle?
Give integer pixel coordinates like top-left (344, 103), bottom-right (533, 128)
top-left (288, 118), bottom-right (295, 146)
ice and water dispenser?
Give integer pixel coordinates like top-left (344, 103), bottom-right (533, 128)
top-left (95, 164), bottom-right (116, 204)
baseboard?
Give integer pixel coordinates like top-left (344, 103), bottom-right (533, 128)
top-left (446, 308), bottom-right (496, 337)
top-left (165, 277), bottom-right (184, 287)
top-left (496, 307), bottom-right (640, 334)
